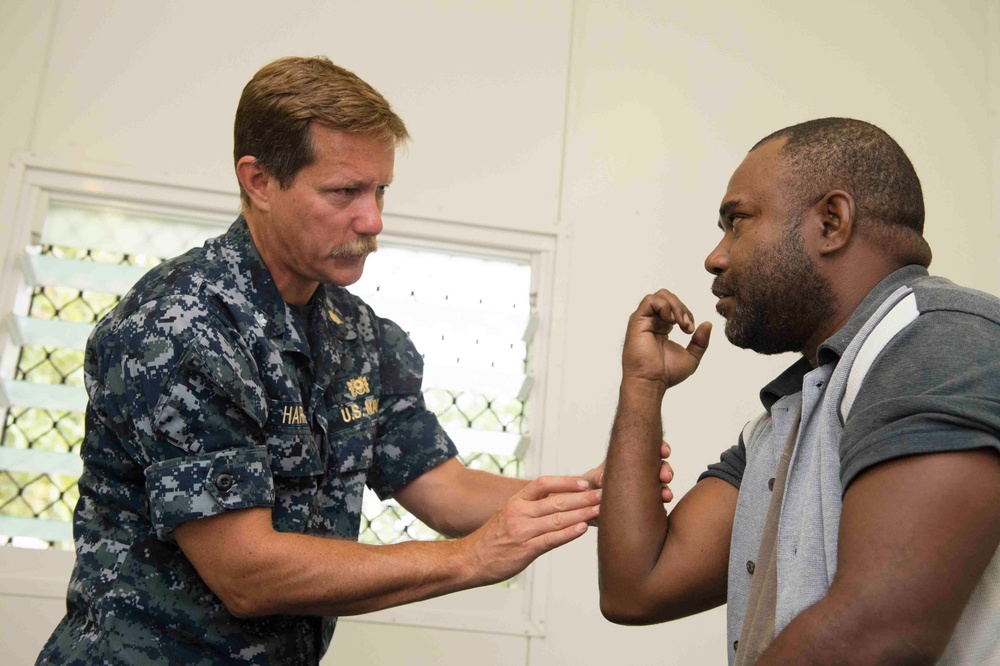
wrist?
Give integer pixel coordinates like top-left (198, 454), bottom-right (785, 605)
top-left (452, 529), bottom-right (491, 589)
top-left (619, 375), bottom-right (668, 401)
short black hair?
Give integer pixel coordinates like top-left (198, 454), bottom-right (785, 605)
top-left (752, 118), bottom-right (925, 235)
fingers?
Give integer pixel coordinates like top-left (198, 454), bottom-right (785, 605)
top-left (639, 289), bottom-right (695, 335)
top-left (659, 440), bottom-right (674, 503)
top-left (519, 475), bottom-right (590, 501)
top-left (659, 459), bottom-right (673, 485)
top-left (660, 440), bottom-right (672, 459)
top-left (514, 484), bottom-right (601, 541)
top-left (581, 462), bottom-right (605, 489)
top-left (525, 487), bottom-right (602, 520)
top-left (527, 501), bottom-right (600, 539)
top-left (535, 521), bottom-right (590, 552)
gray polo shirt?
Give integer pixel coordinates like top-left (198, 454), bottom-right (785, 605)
top-left (702, 265), bottom-right (1000, 663)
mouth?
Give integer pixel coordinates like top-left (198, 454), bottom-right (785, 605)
top-left (711, 284), bottom-right (734, 317)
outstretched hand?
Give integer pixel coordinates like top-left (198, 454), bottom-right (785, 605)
top-left (462, 476), bottom-right (600, 585)
top-left (622, 289), bottom-right (712, 390)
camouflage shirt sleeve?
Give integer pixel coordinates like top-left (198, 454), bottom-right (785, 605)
top-left (98, 295), bottom-right (275, 539)
top-left (366, 316), bottom-right (458, 498)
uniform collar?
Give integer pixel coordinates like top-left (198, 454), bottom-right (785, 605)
top-left (222, 216), bottom-right (355, 343)
top-left (758, 264), bottom-right (929, 411)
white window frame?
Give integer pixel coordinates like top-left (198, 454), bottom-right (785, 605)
top-left (0, 155), bottom-right (567, 638)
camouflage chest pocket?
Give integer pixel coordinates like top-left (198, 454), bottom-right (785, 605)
top-left (264, 400), bottom-right (325, 477)
top-left (325, 372), bottom-right (380, 475)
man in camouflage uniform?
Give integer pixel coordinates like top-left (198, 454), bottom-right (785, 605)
top-left (38, 56), bottom-right (614, 664)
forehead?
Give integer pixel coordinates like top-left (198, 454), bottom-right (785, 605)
top-left (306, 125), bottom-right (395, 175)
top-left (721, 138), bottom-right (788, 210)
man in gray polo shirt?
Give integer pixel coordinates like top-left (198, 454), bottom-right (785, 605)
top-left (597, 118), bottom-right (1000, 664)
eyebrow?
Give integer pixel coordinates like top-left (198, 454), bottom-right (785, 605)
top-left (719, 199), bottom-right (744, 219)
top-left (325, 176), bottom-right (394, 190)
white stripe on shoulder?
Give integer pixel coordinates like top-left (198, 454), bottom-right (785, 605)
top-left (840, 292), bottom-right (919, 421)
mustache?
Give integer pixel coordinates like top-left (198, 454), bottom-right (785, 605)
top-left (331, 236), bottom-right (378, 258)
top-left (711, 276), bottom-right (735, 298)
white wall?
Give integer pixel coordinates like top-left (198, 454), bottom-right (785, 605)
top-left (1, 1), bottom-right (997, 664)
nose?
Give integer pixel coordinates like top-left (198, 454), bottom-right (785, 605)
top-left (354, 194), bottom-right (384, 236)
top-left (704, 235), bottom-right (730, 275)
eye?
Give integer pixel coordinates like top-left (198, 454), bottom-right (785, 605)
top-left (729, 214), bottom-right (748, 235)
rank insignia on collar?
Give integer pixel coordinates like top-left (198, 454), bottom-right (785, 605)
top-left (328, 309), bottom-right (343, 325)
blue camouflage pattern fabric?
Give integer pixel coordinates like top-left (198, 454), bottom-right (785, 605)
top-left (37, 217), bottom-right (458, 665)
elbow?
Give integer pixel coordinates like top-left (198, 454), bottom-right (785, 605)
top-left (214, 578), bottom-right (272, 619)
top-left (599, 589), bottom-right (661, 626)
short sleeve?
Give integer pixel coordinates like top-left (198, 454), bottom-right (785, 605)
top-left (700, 436), bottom-right (747, 489)
top-left (367, 317), bottom-right (458, 497)
top-left (840, 310), bottom-right (1000, 489)
top-left (105, 296), bottom-right (276, 537)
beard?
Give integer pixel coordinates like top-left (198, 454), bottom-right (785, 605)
top-left (713, 223), bottom-right (836, 355)
top-left (331, 235), bottom-right (378, 258)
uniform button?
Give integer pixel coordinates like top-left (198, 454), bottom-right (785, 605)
top-left (215, 473), bottom-right (235, 492)
top-left (768, 477), bottom-right (775, 491)
top-left (746, 560), bottom-right (755, 575)
top-left (733, 640), bottom-right (739, 652)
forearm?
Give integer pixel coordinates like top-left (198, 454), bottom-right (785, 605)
top-left (181, 477), bottom-right (598, 620)
top-left (224, 529), bottom-right (482, 618)
top-left (394, 457), bottom-right (530, 538)
top-left (598, 378), bottom-right (671, 617)
top-left (757, 593), bottom-right (940, 665)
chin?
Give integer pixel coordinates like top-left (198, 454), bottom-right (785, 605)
top-left (323, 257), bottom-right (368, 287)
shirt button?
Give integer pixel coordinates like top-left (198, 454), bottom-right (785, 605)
top-left (746, 560), bottom-right (755, 575)
top-left (768, 477), bottom-right (775, 491)
top-left (215, 473), bottom-right (235, 492)
top-left (734, 640), bottom-right (739, 652)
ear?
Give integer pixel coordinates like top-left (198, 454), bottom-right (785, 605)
top-left (814, 189), bottom-right (855, 256)
top-left (235, 156), bottom-right (273, 213)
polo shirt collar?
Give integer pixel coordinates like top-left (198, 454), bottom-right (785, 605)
top-left (758, 264), bottom-right (929, 412)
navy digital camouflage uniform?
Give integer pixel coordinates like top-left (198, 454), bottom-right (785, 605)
top-left (37, 217), bottom-right (458, 665)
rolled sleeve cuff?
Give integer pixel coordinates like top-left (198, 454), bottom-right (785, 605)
top-left (371, 413), bottom-right (459, 498)
top-left (146, 446), bottom-right (274, 539)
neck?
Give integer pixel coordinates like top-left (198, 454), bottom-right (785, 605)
top-left (244, 208), bottom-right (319, 306)
top-left (802, 251), bottom-right (901, 367)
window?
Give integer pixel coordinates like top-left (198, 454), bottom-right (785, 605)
top-left (0, 160), bottom-right (559, 635)
top-left (350, 244), bottom-right (534, 547)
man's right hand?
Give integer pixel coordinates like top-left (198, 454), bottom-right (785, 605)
top-left (621, 289), bottom-right (712, 390)
top-left (461, 476), bottom-right (600, 585)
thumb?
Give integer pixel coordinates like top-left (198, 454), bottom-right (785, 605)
top-left (685, 321), bottom-right (712, 364)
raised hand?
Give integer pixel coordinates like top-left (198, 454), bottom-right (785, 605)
top-left (621, 289), bottom-right (712, 390)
